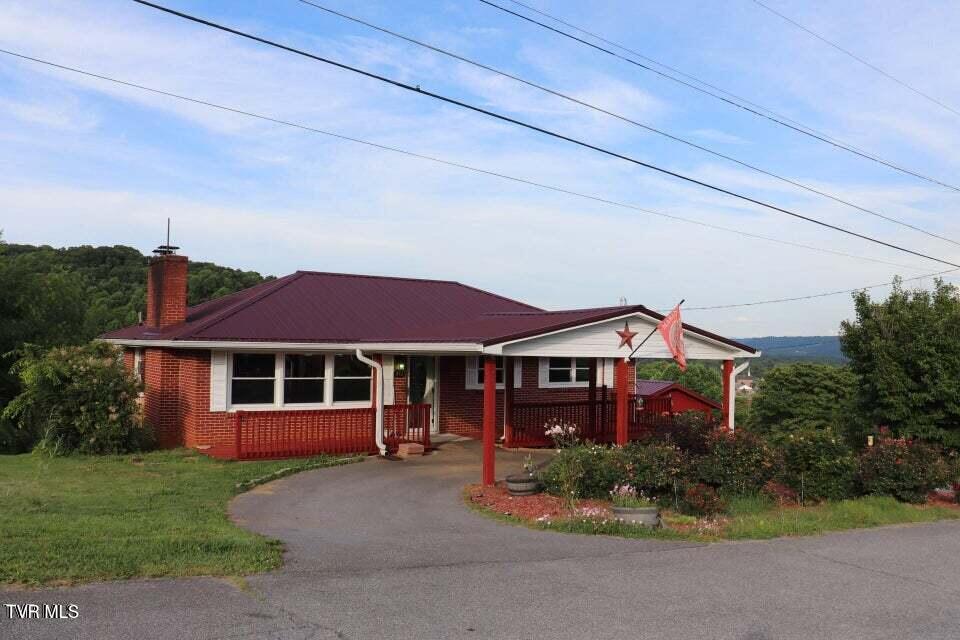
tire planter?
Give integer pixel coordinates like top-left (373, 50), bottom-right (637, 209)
top-left (506, 473), bottom-right (541, 496)
top-left (612, 506), bottom-right (661, 527)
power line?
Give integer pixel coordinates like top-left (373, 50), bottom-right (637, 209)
top-left (477, 0), bottom-right (960, 194)
top-left (678, 268), bottom-right (959, 311)
top-left (294, 0), bottom-right (960, 248)
top-left (2, 51), bottom-right (949, 315)
top-left (0, 47), bottom-right (926, 274)
top-left (128, 0), bottom-right (960, 269)
top-left (750, 0), bottom-right (960, 119)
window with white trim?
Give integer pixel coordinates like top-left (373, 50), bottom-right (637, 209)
top-left (231, 353), bottom-right (276, 405)
top-left (465, 356), bottom-right (521, 390)
top-left (284, 354), bottom-right (325, 404)
top-left (226, 352), bottom-right (373, 409)
top-left (333, 354), bottom-right (372, 403)
top-left (539, 357), bottom-right (593, 388)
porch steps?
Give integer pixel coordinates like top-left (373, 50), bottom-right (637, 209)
top-left (396, 442), bottom-right (426, 458)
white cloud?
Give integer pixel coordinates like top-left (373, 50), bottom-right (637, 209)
top-left (0, 0), bottom-right (957, 338)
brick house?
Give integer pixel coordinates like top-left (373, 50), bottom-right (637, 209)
top-left (103, 250), bottom-right (758, 484)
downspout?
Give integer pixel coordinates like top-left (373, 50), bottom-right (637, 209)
top-left (728, 361), bottom-right (750, 432)
top-left (356, 349), bottom-right (386, 456)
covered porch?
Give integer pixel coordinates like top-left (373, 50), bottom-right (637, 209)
top-left (474, 309), bottom-right (758, 485)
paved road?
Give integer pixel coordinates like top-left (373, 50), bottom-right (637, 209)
top-left (3, 439), bottom-right (960, 639)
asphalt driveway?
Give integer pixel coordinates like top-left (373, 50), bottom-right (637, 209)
top-left (4, 439), bottom-right (960, 639)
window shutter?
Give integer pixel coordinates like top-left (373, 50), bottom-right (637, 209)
top-left (382, 355), bottom-right (395, 405)
top-left (513, 357), bottom-right (522, 388)
top-left (209, 351), bottom-right (227, 411)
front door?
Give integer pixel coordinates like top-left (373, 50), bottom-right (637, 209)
top-left (407, 356), bottom-right (437, 433)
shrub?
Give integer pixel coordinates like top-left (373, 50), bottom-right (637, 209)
top-left (541, 444), bottom-right (628, 499)
top-left (3, 342), bottom-right (152, 455)
top-left (683, 483), bottom-right (727, 516)
top-left (773, 428), bottom-right (858, 503)
top-left (858, 438), bottom-right (950, 503)
top-left (649, 411), bottom-right (714, 454)
top-left (761, 480), bottom-right (799, 507)
top-left (622, 441), bottom-right (690, 501)
top-left (695, 430), bottom-right (776, 495)
top-left (747, 363), bottom-right (857, 439)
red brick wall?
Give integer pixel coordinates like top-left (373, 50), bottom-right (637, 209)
top-left (145, 255), bottom-right (188, 328)
top-left (122, 348), bottom-right (135, 372)
top-left (140, 349), bottom-right (638, 455)
top-left (436, 356), bottom-right (635, 438)
top-left (141, 347), bottom-right (380, 456)
top-left (142, 347), bottom-right (182, 447)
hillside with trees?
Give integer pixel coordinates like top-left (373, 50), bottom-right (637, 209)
top-left (0, 238), bottom-right (270, 450)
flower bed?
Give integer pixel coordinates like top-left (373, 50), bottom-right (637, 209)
top-left (466, 483), bottom-right (612, 524)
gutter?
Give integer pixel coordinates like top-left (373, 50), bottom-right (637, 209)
top-left (355, 349), bottom-right (386, 456)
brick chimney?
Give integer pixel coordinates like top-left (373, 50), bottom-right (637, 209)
top-left (145, 253), bottom-right (188, 328)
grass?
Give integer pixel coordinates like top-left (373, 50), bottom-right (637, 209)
top-left (0, 449), bottom-right (361, 586)
top-left (466, 489), bottom-right (960, 543)
top-left (724, 495), bottom-right (960, 540)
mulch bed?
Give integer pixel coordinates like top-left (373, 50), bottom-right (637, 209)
top-left (466, 483), bottom-right (612, 522)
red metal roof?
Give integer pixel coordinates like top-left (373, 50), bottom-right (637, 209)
top-left (101, 270), bottom-right (756, 353)
top-left (635, 380), bottom-right (676, 397)
top-left (635, 379), bottom-right (722, 410)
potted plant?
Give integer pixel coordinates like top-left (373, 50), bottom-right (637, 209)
top-left (610, 484), bottom-right (660, 527)
top-left (506, 455), bottom-right (541, 496)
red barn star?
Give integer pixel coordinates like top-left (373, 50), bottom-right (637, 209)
top-left (616, 321), bottom-right (638, 349)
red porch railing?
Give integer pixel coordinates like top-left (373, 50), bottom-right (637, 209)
top-left (509, 391), bottom-right (677, 447)
top-left (233, 408), bottom-right (378, 460)
top-left (383, 403), bottom-right (432, 453)
top-left (230, 403), bottom-right (431, 460)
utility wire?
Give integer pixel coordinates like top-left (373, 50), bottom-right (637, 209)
top-left (505, 0), bottom-right (875, 158)
top-left (294, 0), bottom-right (960, 248)
top-left (128, 0), bottom-right (960, 269)
top-left (477, 0), bottom-right (960, 193)
top-left (0, 47), bottom-right (926, 274)
top-left (678, 268), bottom-right (959, 311)
top-left (750, 0), bottom-right (960, 119)
top-left (3, 50), bottom-right (950, 314)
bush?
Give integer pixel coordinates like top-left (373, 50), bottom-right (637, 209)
top-left (858, 438), bottom-right (950, 503)
top-left (649, 411), bottom-right (714, 454)
top-left (2, 342), bottom-right (152, 455)
top-left (773, 428), bottom-right (858, 503)
top-left (683, 483), bottom-right (727, 516)
top-left (695, 430), bottom-right (776, 495)
top-left (541, 444), bottom-right (628, 499)
top-left (761, 480), bottom-right (799, 507)
top-left (747, 363), bottom-right (857, 440)
top-left (623, 441), bottom-right (690, 506)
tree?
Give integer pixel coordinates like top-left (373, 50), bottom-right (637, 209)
top-left (840, 278), bottom-right (960, 448)
top-left (635, 360), bottom-right (722, 402)
top-left (3, 342), bottom-right (151, 455)
top-left (747, 362), bottom-right (857, 438)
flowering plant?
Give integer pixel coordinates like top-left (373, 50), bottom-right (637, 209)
top-left (609, 483), bottom-right (657, 508)
top-left (544, 418), bottom-right (578, 450)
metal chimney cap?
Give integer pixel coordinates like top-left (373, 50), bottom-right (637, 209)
top-left (152, 245), bottom-right (180, 256)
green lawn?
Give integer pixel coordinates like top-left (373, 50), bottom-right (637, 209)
top-left (0, 449), bottom-right (360, 586)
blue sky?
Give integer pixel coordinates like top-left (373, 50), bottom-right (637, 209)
top-left (2, 0), bottom-right (959, 336)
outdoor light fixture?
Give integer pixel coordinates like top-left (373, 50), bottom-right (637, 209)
top-left (394, 358), bottom-right (407, 378)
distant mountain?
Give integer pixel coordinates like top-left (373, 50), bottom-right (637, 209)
top-left (736, 336), bottom-right (844, 362)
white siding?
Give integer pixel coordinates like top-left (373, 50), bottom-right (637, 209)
top-left (209, 351), bottom-right (227, 411)
top-left (499, 314), bottom-right (753, 360)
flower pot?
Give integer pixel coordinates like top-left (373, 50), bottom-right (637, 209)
top-left (506, 473), bottom-right (540, 496)
top-left (612, 505), bottom-right (660, 527)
